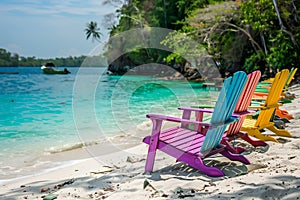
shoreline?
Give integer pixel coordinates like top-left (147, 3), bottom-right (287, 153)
top-left (0, 131), bottom-right (149, 181)
top-left (1, 86), bottom-right (300, 199)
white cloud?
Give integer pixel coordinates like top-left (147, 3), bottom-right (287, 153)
top-left (0, 0), bottom-right (120, 16)
top-left (0, 0), bottom-right (120, 58)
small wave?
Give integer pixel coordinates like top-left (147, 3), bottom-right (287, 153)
top-left (45, 143), bottom-right (85, 154)
top-left (136, 120), bottom-right (152, 132)
top-left (44, 140), bottom-right (108, 154)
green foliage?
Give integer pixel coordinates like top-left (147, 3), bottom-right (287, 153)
top-left (107, 0), bottom-right (212, 72)
top-left (161, 31), bottom-right (206, 66)
top-left (104, 0), bottom-right (300, 77)
top-left (85, 21), bottom-right (102, 42)
top-left (240, 0), bottom-right (300, 72)
top-left (162, 1), bottom-right (242, 75)
top-left (244, 50), bottom-right (266, 72)
top-left (241, 0), bottom-right (276, 31)
top-left (0, 48), bottom-right (88, 67)
top-left (266, 30), bottom-right (298, 69)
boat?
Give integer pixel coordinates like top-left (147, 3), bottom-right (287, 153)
top-left (41, 62), bottom-right (70, 74)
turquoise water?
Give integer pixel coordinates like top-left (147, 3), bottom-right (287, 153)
top-left (0, 66), bottom-right (217, 179)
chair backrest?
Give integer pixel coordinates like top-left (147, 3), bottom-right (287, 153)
top-left (255, 69), bottom-right (289, 127)
top-left (226, 70), bottom-right (261, 135)
top-left (284, 67), bottom-right (297, 90)
top-left (235, 70), bottom-right (262, 113)
top-left (200, 71), bottom-right (248, 153)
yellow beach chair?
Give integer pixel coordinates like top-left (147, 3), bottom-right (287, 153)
top-left (253, 68), bottom-right (297, 119)
top-left (255, 67), bottom-right (297, 99)
top-left (283, 67), bottom-right (297, 92)
top-left (241, 69), bottom-right (293, 143)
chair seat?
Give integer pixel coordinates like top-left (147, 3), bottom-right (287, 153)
top-left (143, 127), bottom-right (225, 158)
top-left (242, 118), bottom-right (273, 129)
top-left (242, 118), bottom-right (256, 127)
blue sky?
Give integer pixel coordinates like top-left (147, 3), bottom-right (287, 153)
top-left (0, 0), bottom-right (120, 58)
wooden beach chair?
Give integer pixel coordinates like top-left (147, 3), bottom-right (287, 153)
top-left (283, 67), bottom-right (297, 92)
top-left (221, 70), bottom-right (268, 153)
top-left (192, 71), bottom-right (266, 153)
top-left (275, 67), bottom-right (297, 119)
top-left (252, 68), bottom-right (297, 120)
top-left (241, 69), bottom-right (293, 143)
top-left (143, 71), bottom-right (250, 177)
top-left (254, 67), bottom-right (297, 102)
top-left (260, 67), bottom-right (297, 90)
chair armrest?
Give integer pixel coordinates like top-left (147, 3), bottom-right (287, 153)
top-left (248, 105), bottom-right (264, 109)
top-left (147, 114), bottom-right (239, 130)
top-left (232, 110), bottom-right (255, 117)
top-left (249, 102), bottom-right (282, 110)
top-left (178, 106), bottom-right (214, 113)
top-left (181, 106), bottom-right (254, 118)
top-left (146, 114), bottom-right (212, 128)
top-left (251, 98), bottom-right (266, 102)
top-left (191, 105), bottom-right (215, 109)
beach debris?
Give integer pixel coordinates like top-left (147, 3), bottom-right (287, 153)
top-left (126, 156), bottom-right (140, 163)
top-left (41, 187), bottom-right (50, 193)
top-left (246, 163), bottom-right (268, 172)
top-left (54, 178), bottom-right (75, 189)
top-left (288, 155), bottom-right (296, 160)
top-left (176, 188), bottom-right (195, 199)
top-left (112, 164), bottom-right (126, 169)
top-left (277, 137), bottom-right (291, 144)
top-left (89, 191), bottom-right (106, 199)
top-left (161, 193), bottom-right (169, 197)
top-left (128, 156), bottom-right (145, 163)
top-left (208, 179), bottom-right (216, 187)
top-left (90, 168), bottom-right (114, 174)
top-left (291, 143), bottom-right (300, 149)
top-left (144, 179), bottom-right (168, 198)
top-left (42, 194), bottom-right (58, 200)
top-left (143, 179), bottom-right (157, 190)
top-left (103, 187), bottom-right (115, 192)
top-left (150, 172), bottom-right (161, 180)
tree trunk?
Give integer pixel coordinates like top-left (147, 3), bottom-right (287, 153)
top-left (260, 32), bottom-right (268, 56)
top-left (272, 0), bottom-right (297, 46)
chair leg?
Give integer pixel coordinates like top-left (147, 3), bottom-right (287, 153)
top-left (221, 138), bottom-right (245, 154)
top-left (144, 135), bottom-right (159, 173)
top-left (192, 157), bottom-right (225, 177)
top-left (239, 133), bottom-right (268, 147)
top-left (145, 149), bottom-right (157, 173)
top-left (220, 149), bottom-right (250, 165)
top-left (246, 129), bottom-right (279, 143)
top-left (267, 126), bottom-right (293, 137)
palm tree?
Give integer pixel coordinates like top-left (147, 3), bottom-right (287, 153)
top-left (85, 21), bottom-right (103, 43)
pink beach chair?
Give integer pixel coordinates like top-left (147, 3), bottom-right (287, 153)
top-left (221, 70), bottom-right (268, 153)
top-left (143, 71), bottom-right (250, 177)
top-left (193, 71), bottom-right (267, 153)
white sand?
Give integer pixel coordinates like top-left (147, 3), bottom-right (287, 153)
top-left (1, 85), bottom-right (300, 200)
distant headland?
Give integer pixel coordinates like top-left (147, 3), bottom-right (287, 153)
top-left (0, 48), bottom-right (105, 67)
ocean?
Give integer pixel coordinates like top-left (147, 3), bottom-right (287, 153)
top-left (0, 66), bottom-right (218, 180)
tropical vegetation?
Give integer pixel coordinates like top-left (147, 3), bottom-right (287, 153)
top-left (0, 48), bottom-right (104, 67)
top-left (89, 0), bottom-right (299, 79)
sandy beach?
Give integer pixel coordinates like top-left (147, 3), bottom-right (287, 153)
top-left (1, 85), bottom-right (300, 200)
